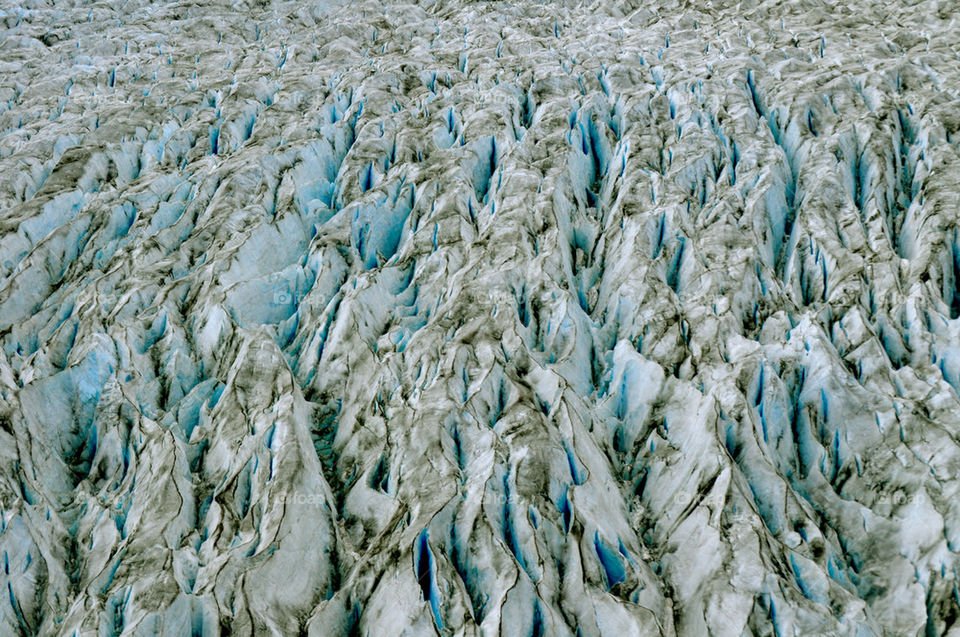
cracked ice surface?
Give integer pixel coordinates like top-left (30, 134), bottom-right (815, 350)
top-left (1, 0), bottom-right (960, 634)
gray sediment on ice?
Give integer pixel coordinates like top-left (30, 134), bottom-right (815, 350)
top-left (1, 0), bottom-right (960, 634)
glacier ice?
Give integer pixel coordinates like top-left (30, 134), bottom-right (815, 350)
top-left (2, 0), bottom-right (960, 635)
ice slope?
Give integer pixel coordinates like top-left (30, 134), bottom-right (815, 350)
top-left (1, 0), bottom-right (960, 634)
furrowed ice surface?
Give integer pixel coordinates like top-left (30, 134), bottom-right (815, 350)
top-left (1, 0), bottom-right (960, 635)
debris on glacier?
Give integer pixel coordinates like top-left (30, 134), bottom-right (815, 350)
top-left (1, 0), bottom-right (960, 635)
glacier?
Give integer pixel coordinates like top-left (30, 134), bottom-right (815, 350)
top-left (1, 0), bottom-right (960, 634)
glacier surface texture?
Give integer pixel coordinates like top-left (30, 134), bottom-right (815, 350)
top-left (2, 0), bottom-right (960, 635)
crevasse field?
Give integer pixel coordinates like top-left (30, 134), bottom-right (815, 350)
top-left (1, 0), bottom-right (960, 634)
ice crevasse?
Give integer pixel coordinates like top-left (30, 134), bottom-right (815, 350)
top-left (1, 0), bottom-right (960, 635)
